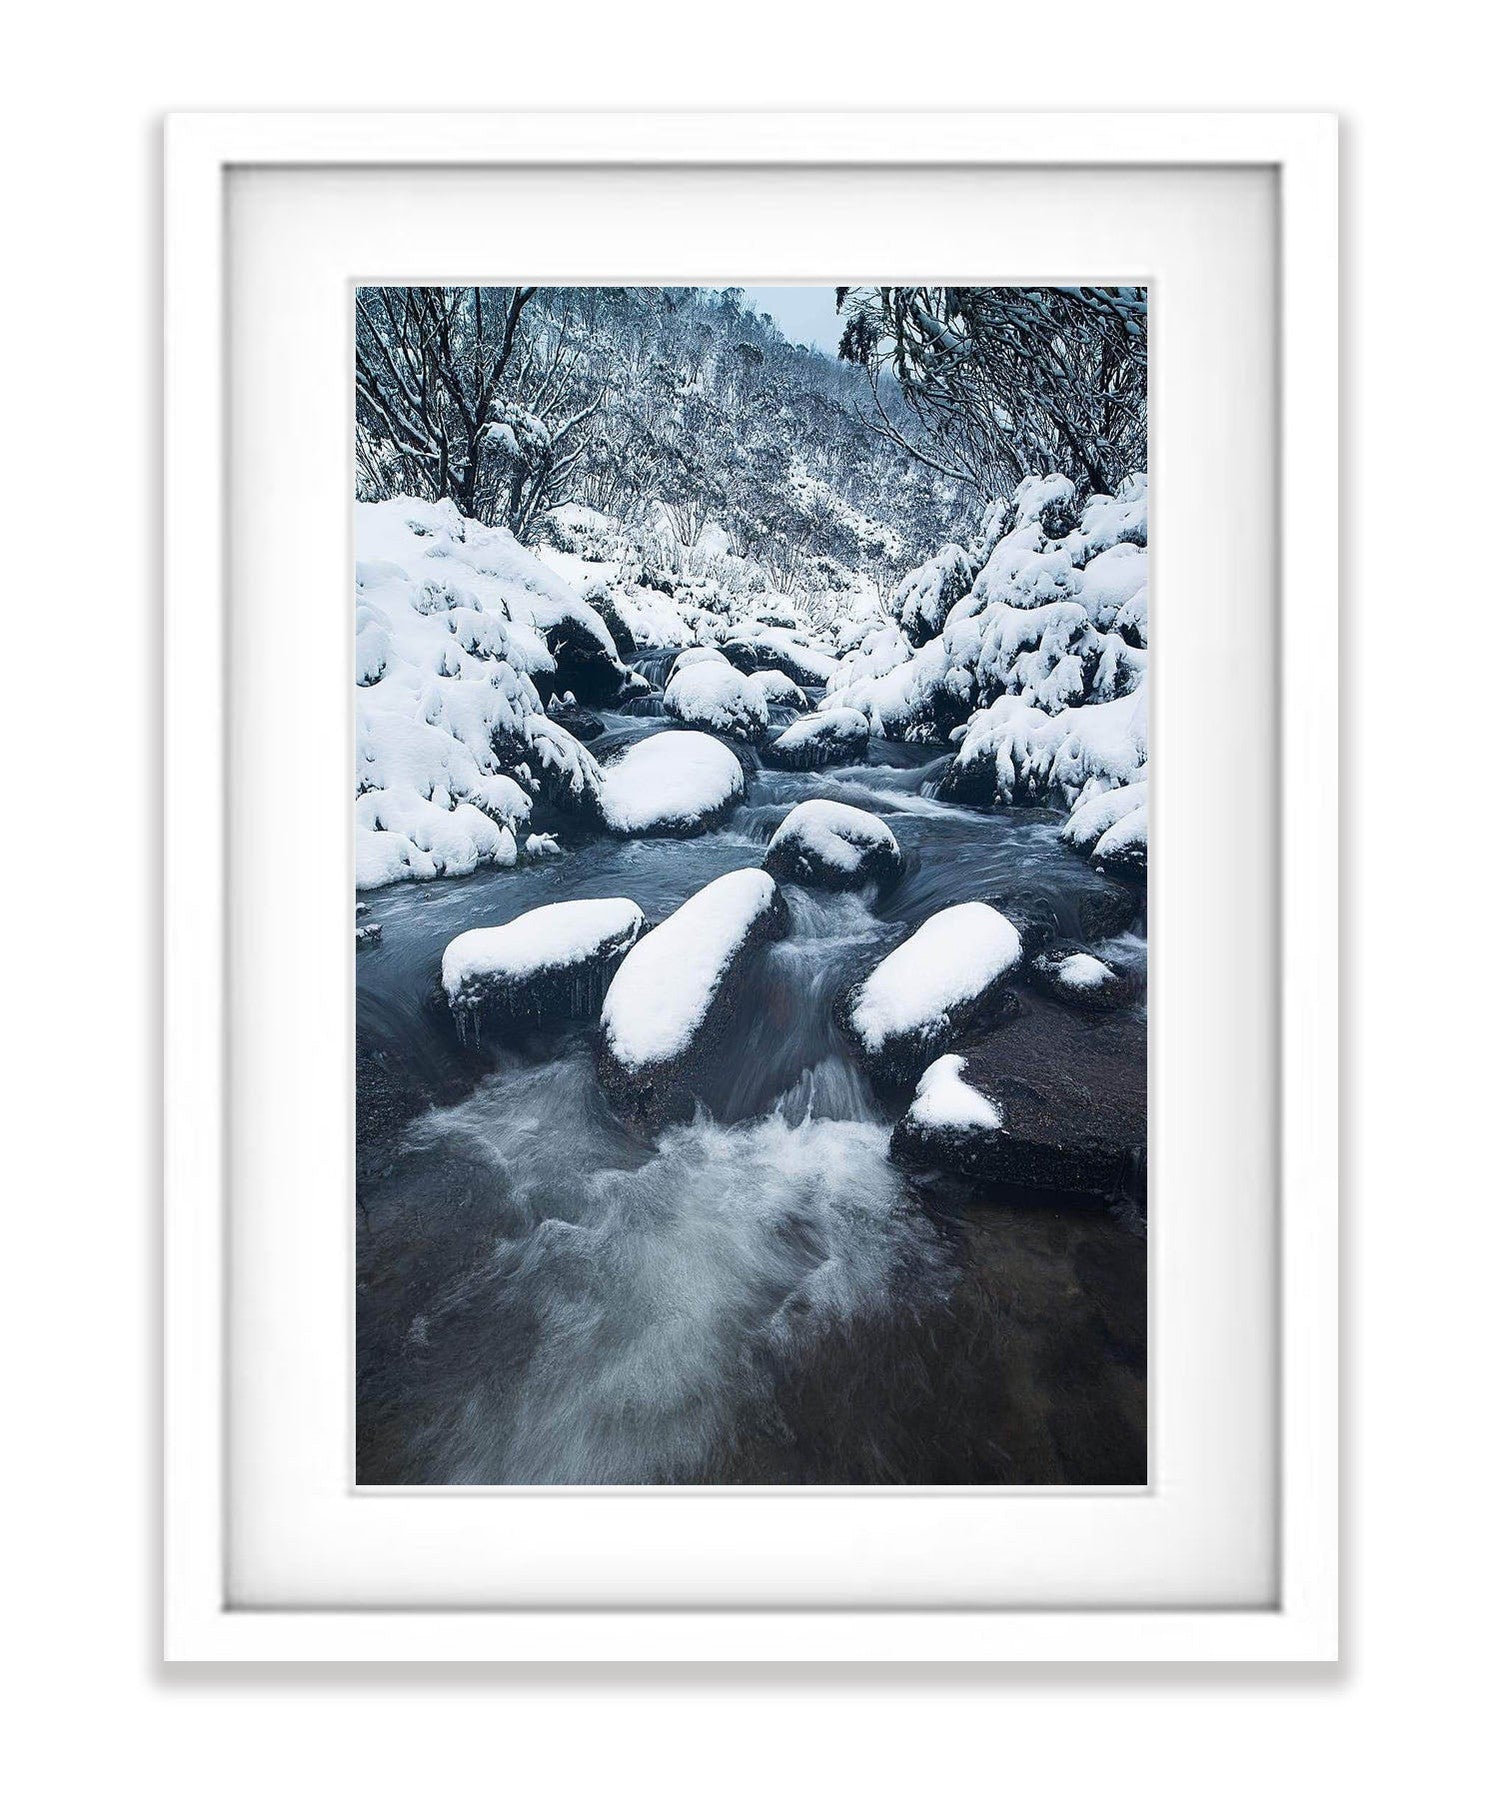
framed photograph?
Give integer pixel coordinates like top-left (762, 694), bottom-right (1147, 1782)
top-left (164, 111), bottom-right (1338, 1661)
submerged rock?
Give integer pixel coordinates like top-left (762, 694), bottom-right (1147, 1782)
top-left (839, 902), bottom-right (1024, 1087)
top-left (598, 868), bottom-right (790, 1128)
top-left (891, 997), bottom-right (1146, 1202)
top-left (355, 921), bottom-right (383, 950)
top-left (763, 798), bottom-right (901, 892)
top-left (442, 897), bottom-right (647, 1041)
top-left (762, 706), bottom-right (869, 770)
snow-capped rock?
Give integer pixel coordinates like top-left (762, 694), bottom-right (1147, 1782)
top-left (891, 1000), bottom-right (1146, 1201)
top-left (839, 901), bottom-right (1024, 1085)
top-left (896, 543), bottom-right (976, 644)
top-left (662, 659), bottom-right (771, 742)
top-left (762, 706), bottom-right (870, 770)
top-left (747, 668), bottom-right (809, 710)
top-left (442, 898), bottom-right (648, 1039)
top-left (598, 868), bottom-right (790, 1127)
top-left (1029, 947), bottom-right (1138, 1013)
top-left (903, 1054), bottom-right (1002, 1133)
top-left (763, 799), bottom-right (902, 892)
top-left (595, 731), bottom-right (747, 836)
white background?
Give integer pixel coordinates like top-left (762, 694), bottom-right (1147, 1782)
top-left (2, 2), bottom-right (1492, 1792)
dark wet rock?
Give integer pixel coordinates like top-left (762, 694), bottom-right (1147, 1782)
top-left (598, 870), bottom-right (790, 1130)
top-left (1029, 946), bottom-right (1140, 1013)
top-left (891, 995), bottom-right (1146, 1201)
top-left (1076, 879), bottom-right (1142, 941)
top-left (718, 640), bottom-right (762, 675)
top-left (544, 693), bottom-right (608, 741)
top-left (355, 921), bottom-right (383, 949)
top-left (761, 706), bottom-right (870, 770)
top-left (838, 902), bottom-right (1025, 1089)
top-left (763, 799), bottom-right (902, 892)
top-left (442, 898), bottom-right (648, 1043)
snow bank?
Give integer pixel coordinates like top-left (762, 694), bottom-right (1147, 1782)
top-left (763, 799), bottom-right (901, 890)
top-left (941, 681), bottom-right (1149, 811)
top-left (844, 902), bottom-right (1023, 1076)
top-left (353, 498), bottom-right (633, 888)
top-left (906, 1054), bottom-right (1003, 1132)
top-left (600, 868), bottom-right (786, 1074)
top-left (896, 544), bottom-right (976, 643)
top-left (662, 659), bottom-right (771, 742)
top-left (596, 731), bottom-right (746, 836)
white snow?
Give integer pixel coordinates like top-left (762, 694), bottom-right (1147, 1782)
top-left (748, 668), bottom-right (808, 708)
top-left (596, 731), bottom-right (745, 835)
top-left (848, 903), bottom-right (1023, 1054)
top-left (766, 799), bottom-right (898, 877)
top-left (1062, 780), bottom-right (1149, 852)
top-left (353, 497), bottom-right (629, 888)
top-left (662, 659), bottom-right (771, 739)
top-left (1053, 952), bottom-right (1114, 991)
top-left (770, 707), bottom-right (869, 752)
top-left (442, 898), bottom-right (646, 1001)
top-left (1092, 804), bottom-right (1148, 867)
top-left (950, 682), bottom-right (1150, 809)
top-left (906, 1055), bottom-right (1003, 1132)
top-left (601, 868), bottom-right (781, 1071)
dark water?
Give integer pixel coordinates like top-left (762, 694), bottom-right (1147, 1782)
top-left (356, 675), bottom-right (1147, 1486)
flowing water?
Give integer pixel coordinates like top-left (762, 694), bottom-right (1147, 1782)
top-left (356, 669), bottom-right (1147, 1485)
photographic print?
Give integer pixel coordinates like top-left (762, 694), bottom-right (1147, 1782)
top-left (354, 285), bottom-right (1148, 1486)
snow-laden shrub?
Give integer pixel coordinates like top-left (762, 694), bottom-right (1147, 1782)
top-left (896, 543), bottom-right (976, 644)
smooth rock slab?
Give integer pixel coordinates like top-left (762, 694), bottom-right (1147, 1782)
top-left (839, 901), bottom-right (1024, 1087)
top-left (891, 996), bottom-right (1146, 1201)
top-left (762, 707), bottom-right (869, 770)
top-left (598, 868), bottom-right (789, 1129)
top-left (763, 798), bottom-right (901, 892)
top-left (442, 897), bottom-right (647, 1041)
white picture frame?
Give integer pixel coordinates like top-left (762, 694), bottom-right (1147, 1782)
top-left (164, 111), bottom-right (1338, 1663)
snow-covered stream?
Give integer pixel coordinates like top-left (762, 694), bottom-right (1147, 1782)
top-left (356, 668), bottom-right (1147, 1486)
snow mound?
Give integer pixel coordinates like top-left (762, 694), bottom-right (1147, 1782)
top-left (845, 902), bottom-right (1023, 1062)
top-left (1062, 780), bottom-right (1149, 853)
top-left (597, 731), bottom-right (746, 836)
top-left (600, 868), bottom-right (784, 1074)
top-left (1054, 952), bottom-right (1113, 990)
top-left (663, 659), bottom-right (771, 742)
top-left (764, 799), bottom-right (901, 890)
top-left (442, 898), bottom-right (647, 1034)
top-left (906, 1055), bottom-right (1003, 1133)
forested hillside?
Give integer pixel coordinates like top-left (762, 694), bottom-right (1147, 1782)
top-left (356, 285), bottom-right (971, 601)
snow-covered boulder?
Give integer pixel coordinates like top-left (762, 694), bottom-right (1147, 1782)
top-left (724, 624), bottom-right (838, 688)
top-left (442, 898), bottom-right (647, 1040)
top-left (891, 1000), bottom-right (1146, 1201)
top-left (839, 901), bottom-right (1024, 1085)
top-left (763, 799), bottom-right (902, 892)
top-left (1064, 778), bottom-right (1148, 880)
top-left (762, 706), bottom-right (870, 770)
top-left (598, 868), bottom-right (790, 1127)
top-left (748, 668), bottom-right (809, 711)
top-left (596, 731), bottom-right (747, 836)
top-left (662, 659), bottom-right (771, 743)
top-left (1029, 948), bottom-right (1138, 1013)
